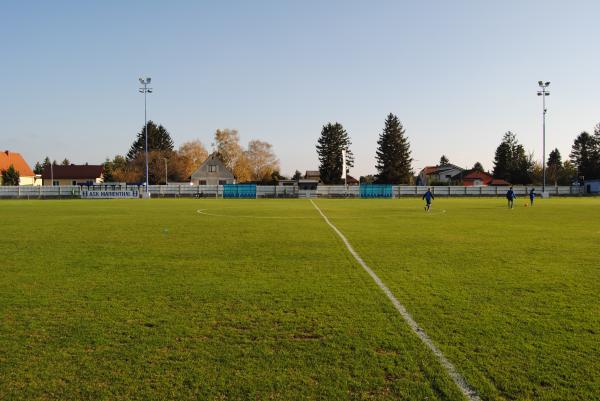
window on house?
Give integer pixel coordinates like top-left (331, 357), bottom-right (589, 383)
top-left (53, 181), bottom-right (59, 186)
top-left (208, 165), bottom-right (217, 172)
top-left (72, 180), bottom-right (77, 185)
top-left (199, 180), bottom-right (207, 185)
top-left (219, 180), bottom-right (227, 185)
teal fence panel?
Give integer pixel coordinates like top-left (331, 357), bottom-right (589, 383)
top-left (223, 184), bottom-right (256, 198)
top-left (360, 184), bottom-right (393, 198)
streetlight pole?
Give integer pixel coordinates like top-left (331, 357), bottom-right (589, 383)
top-left (537, 81), bottom-right (550, 194)
top-left (139, 77), bottom-right (152, 195)
top-left (163, 158), bottom-right (168, 185)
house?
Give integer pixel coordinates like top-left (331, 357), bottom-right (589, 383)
top-left (418, 164), bottom-right (464, 185)
top-left (42, 164), bottom-right (104, 186)
top-left (583, 179), bottom-right (600, 194)
top-left (0, 150), bottom-right (38, 185)
top-left (462, 170), bottom-right (511, 186)
top-left (345, 175), bottom-right (359, 186)
top-left (190, 153), bottom-right (235, 185)
top-left (304, 170), bottom-right (321, 182)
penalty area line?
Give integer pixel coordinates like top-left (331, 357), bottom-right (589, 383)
top-left (309, 199), bottom-right (480, 401)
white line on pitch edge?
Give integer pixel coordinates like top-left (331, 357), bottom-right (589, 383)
top-left (309, 199), bottom-right (481, 401)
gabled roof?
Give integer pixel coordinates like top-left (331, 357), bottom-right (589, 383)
top-left (489, 178), bottom-right (511, 186)
top-left (190, 152), bottom-right (234, 179)
top-left (305, 170), bottom-right (320, 178)
top-left (463, 170), bottom-right (493, 180)
top-left (420, 164), bottom-right (464, 176)
top-left (41, 164), bottom-right (104, 179)
top-left (0, 151), bottom-right (34, 176)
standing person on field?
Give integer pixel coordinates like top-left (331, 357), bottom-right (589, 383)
top-left (529, 188), bottom-right (536, 206)
top-left (422, 187), bottom-right (435, 212)
top-left (506, 186), bottom-right (516, 209)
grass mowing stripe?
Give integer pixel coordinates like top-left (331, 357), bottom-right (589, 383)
top-left (310, 199), bottom-right (481, 401)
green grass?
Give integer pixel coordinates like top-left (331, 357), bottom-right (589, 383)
top-left (0, 198), bottom-right (598, 400)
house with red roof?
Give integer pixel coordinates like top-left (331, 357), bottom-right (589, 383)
top-left (0, 150), bottom-right (38, 185)
top-left (462, 170), bottom-right (510, 186)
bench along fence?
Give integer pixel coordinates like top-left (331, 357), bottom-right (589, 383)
top-left (0, 184), bottom-right (586, 199)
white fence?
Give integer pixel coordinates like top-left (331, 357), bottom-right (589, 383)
top-left (0, 184), bottom-right (585, 199)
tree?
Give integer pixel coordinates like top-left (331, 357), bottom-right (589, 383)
top-left (127, 121), bottom-right (175, 160)
top-left (108, 155), bottom-right (142, 183)
top-left (42, 156), bottom-right (51, 167)
top-left (61, 158), bottom-right (70, 166)
top-left (246, 140), bottom-right (280, 182)
top-left (492, 131), bottom-right (533, 184)
top-left (33, 161), bottom-right (44, 175)
top-left (570, 131), bottom-right (598, 179)
top-left (214, 129), bottom-right (244, 171)
top-left (472, 162), bottom-right (484, 172)
top-left (1, 165), bottom-right (20, 185)
top-left (316, 122), bottom-right (354, 184)
top-left (558, 161), bottom-right (577, 185)
top-left (178, 140), bottom-right (209, 178)
top-left (292, 170), bottom-right (302, 181)
top-left (374, 114), bottom-right (413, 184)
top-left (547, 148), bottom-right (562, 186)
top-left (439, 155), bottom-right (449, 166)
top-left (103, 158), bottom-right (115, 182)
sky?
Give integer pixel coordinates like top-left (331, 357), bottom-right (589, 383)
top-left (2, 0), bottom-right (599, 177)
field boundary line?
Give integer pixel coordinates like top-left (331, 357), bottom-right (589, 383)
top-left (309, 199), bottom-right (481, 401)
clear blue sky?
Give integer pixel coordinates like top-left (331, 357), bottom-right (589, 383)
top-left (2, 0), bottom-right (599, 176)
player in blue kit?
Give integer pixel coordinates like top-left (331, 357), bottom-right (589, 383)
top-left (422, 188), bottom-right (434, 212)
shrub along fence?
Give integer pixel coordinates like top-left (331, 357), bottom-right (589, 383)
top-left (0, 184), bottom-right (586, 199)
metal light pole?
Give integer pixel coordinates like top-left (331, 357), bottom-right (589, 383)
top-left (139, 77), bottom-right (152, 194)
top-left (163, 157), bottom-right (168, 185)
top-left (537, 81), bottom-right (550, 194)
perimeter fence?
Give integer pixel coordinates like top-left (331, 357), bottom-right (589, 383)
top-left (0, 184), bottom-right (585, 199)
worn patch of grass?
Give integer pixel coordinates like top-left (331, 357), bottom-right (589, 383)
top-left (316, 197), bottom-right (600, 401)
top-left (1, 199), bottom-right (464, 401)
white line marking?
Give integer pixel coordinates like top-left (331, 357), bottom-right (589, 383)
top-left (310, 199), bottom-right (480, 401)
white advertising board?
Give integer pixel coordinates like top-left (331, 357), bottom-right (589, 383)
top-left (81, 189), bottom-right (139, 199)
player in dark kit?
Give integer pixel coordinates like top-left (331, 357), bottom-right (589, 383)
top-left (529, 188), bottom-right (536, 206)
top-left (506, 186), bottom-right (516, 209)
top-left (422, 188), bottom-right (434, 211)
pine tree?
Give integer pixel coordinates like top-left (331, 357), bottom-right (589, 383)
top-left (127, 121), bottom-right (175, 160)
top-left (547, 148), bottom-right (562, 186)
top-left (1, 165), bottom-right (20, 186)
top-left (570, 131), bottom-right (598, 179)
top-left (375, 114), bottom-right (413, 184)
top-left (439, 155), bottom-right (449, 166)
top-left (316, 122), bottom-right (354, 184)
top-left (61, 158), bottom-right (70, 166)
top-left (472, 162), bottom-right (484, 172)
top-left (33, 162), bottom-right (44, 175)
top-left (492, 131), bottom-right (533, 184)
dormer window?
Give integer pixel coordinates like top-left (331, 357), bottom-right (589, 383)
top-left (208, 165), bottom-right (217, 172)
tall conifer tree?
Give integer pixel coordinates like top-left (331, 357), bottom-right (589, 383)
top-left (316, 122), bottom-right (353, 184)
top-left (375, 113), bottom-right (413, 184)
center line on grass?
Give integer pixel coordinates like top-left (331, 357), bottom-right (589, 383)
top-left (309, 199), bottom-right (481, 401)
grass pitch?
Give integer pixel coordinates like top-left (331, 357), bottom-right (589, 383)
top-left (0, 198), bottom-right (598, 400)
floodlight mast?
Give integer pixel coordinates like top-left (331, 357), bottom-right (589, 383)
top-left (537, 81), bottom-right (550, 193)
top-left (139, 77), bottom-right (153, 194)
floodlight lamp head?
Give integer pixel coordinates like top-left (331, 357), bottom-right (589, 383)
top-left (545, 81), bottom-right (550, 86)
top-left (147, 77), bottom-right (151, 84)
top-left (537, 92), bottom-right (542, 96)
top-left (139, 77), bottom-right (144, 84)
top-left (538, 81), bottom-right (543, 86)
